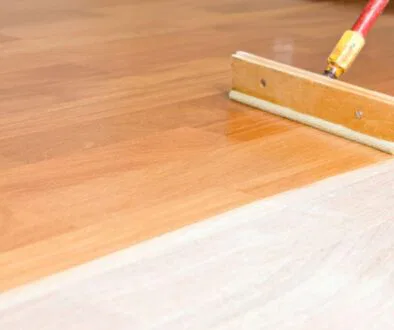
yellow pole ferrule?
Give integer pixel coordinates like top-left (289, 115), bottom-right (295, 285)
top-left (326, 30), bottom-right (366, 78)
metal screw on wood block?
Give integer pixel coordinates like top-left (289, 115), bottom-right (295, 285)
top-left (260, 79), bottom-right (267, 87)
top-left (355, 110), bottom-right (363, 119)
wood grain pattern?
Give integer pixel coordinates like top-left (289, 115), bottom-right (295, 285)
top-left (231, 51), bottom-right (394, 143)
top-left (0, 0), bottom-right (393, 291)
top-left (1, 159), bottom-right (393, 329)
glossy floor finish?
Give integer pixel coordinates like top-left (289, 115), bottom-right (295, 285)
top-left (0, 0), bottom-right (392, 291)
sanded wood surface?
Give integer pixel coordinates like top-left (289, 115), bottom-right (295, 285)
top-left (231, 51), bottom-right (394, 144)
top-left (0, 0), bottom-right (393, 291)
top-left (1, 159), bottom-right (393, 329)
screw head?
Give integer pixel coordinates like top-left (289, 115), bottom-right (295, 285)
top-left (355, 110), bottom-right (363, 119)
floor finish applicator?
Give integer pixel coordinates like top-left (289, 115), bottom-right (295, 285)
top-left (229, 0), bottom-right (394, 154)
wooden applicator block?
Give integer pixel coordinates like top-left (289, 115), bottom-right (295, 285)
top-left (229, 51), bottom-right (394, 154)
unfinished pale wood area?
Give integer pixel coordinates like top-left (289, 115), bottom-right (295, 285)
top-left (0, 0), bottom-right (393, 291)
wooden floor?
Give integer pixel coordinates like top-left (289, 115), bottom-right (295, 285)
top-left (0, 0), bottom-right (393, 291)
top-left (1, 159), bottom-right (394, 329)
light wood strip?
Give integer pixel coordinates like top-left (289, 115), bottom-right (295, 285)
top-left (231, 51), bottom-right (394, 146)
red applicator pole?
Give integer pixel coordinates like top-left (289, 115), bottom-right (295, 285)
top-left (352, 0), bottom-right (390, 37)
top-left (324, 0), bottom-right (390, 79)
